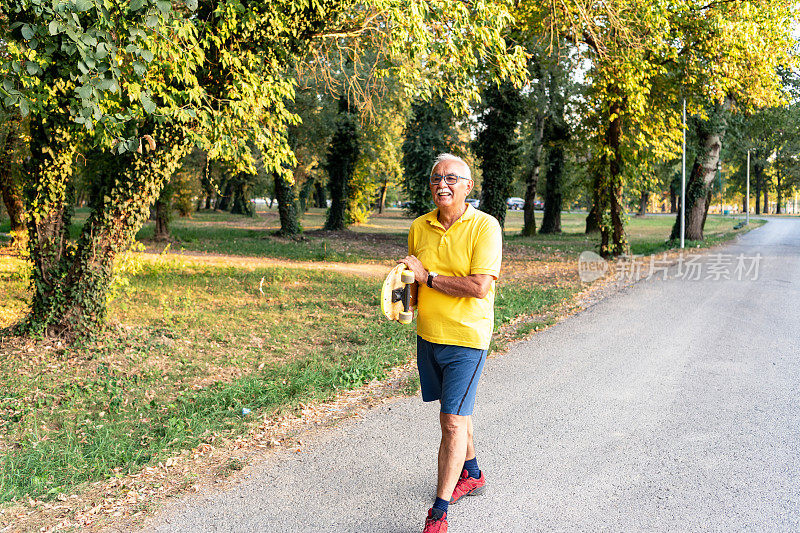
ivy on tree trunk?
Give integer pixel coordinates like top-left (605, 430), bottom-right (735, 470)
top-left (477, 82), bottom-right (524, 229)
top-left (596, 98), bottom-right (628, 257)
top-left (230, 173), bottom-right (255, 217)
top-left (324, 98), bottom-right (360, 231)
top-left (274, 173), bottom-right (301, 237)
top-left (521, 116), bottom-right (545, 237)
top-left (539, 118), bottom-right (569, 235)
top-left (153, 183), bottom-right (173, 241)
top-left (20, 115), bottom-right (188, 340)
top-left (401, 98), bottom-right (459, 218)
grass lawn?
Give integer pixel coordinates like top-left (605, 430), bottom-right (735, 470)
top-left (0, 208), bottom-right (762, 504)
top-left (0, 254), bottom-right (572, 503)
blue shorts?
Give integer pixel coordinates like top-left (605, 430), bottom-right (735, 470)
top-left (417, 336), bottom-right (487, 416)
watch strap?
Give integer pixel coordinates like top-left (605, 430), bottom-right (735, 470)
top-left (427, 272), bottom-right (437, 288)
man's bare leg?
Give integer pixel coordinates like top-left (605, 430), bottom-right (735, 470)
top-left (437, 412), bottom-right (469, 500)
top-left (465, 415), bottom-right (475, 462)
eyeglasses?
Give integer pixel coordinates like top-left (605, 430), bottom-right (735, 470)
top-left (430, 173), bottom-right (468, 185)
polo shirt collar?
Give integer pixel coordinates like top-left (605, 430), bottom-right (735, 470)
top-left (425, 203), bottom-right (475, 229)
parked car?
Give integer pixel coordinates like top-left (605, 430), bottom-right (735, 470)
top-left (506, 197), bottom-right (525, 210)
top-left (466, 198), bottom-right (480, 208)
top-left (533, 199), bottom-right (545, 210)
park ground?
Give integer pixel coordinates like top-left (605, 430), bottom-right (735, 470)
top-left (0, 208), bottom-right (763, 531)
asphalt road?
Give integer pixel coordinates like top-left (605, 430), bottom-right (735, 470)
top-left (144, 218), bottom-right (800, 533)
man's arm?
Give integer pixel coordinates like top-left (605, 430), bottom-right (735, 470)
top-left (398, 255), bottom-right (493, 299)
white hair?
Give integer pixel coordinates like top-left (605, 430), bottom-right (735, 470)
top-left (430, 153), bottom-right (471, 181)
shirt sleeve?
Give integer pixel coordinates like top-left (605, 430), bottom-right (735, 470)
top-left (470, 218), bottom-right (502, 279)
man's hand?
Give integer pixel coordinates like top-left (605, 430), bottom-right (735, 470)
top-left (398, 255), bottom-right (428, 285)
top-left (397, 255), bottom-right (493, 299)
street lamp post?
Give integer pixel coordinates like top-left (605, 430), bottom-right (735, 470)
top-left (717, 161), bottom-right (722, 215)
top-left (681, 99), bottom-right (686, 248)
top-left (746, 150), bottom-right (750, 225)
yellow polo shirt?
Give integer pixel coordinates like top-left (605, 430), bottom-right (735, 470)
top-left (408, 204), bottom-right (502, 350)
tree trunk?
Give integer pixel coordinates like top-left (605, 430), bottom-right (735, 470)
top-left (597, 98), bottom-right (628, 257)
top-left (521, 116), bottom-right (545, 237)
top-left (753, 164), bottom-right (762, 214)
top-left (700, 189), bottom-right (713, 234)
top-left (377, 177), bottom-right (388, 214)
top-left (217, 180), bottom-right (233, 211)
top-left (314, 181), bottom-right (326, 209)
top-left (585, 170), bottom-right (601, 234)
top-left (230, 174), bottom-right (255, 216)
top-left (22, 115), bottom-right (188, 340)
top-left (294, 163), bottom-right (315, 214)
top-left (153, 187), bottom-right (171, 241)
top-left (539, 70), bottom-right (569, 235)
top-left (636, 191), bottom-right (649, 217)
top-left (763, 187), bottom-right (769, 215)
top-left (401, 98), bottom-right (456, 218)
top-left (324, 98), bottom-right (360, 231)
top-left (670, 103), bottom-right (729, 241)
top-left (274, 173), bottom-right (301, 237)
top-left (477, 82), bottom-right (524, 229)
top-left (670, 188), bottom-right (677, 213)
top-left (0, 124), bottom-right (25, 234)
top-left (539, 123), bottom-right (568, 234)
top-left (521, 164), bottom-right (540, 236)
top-left (776, 172), bottom-right (782, 214)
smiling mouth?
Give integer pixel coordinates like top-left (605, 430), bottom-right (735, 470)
top-left (436, 190), bottom-right (452, 198)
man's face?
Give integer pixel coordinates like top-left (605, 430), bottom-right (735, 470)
top-left (430, 160), bottom-right (473, 211)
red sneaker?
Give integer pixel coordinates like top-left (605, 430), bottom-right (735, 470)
top-left (450, 469), bottom-right (486, 504)
top-left (423, 508), bottom-right (448, 533)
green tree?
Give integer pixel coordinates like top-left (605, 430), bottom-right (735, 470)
top-left (476, 81), bottom-right (524, 229)
top-left (0, 0), bottom-right (343, 339)
top-left (324, 98), bottom-right (360, 230)
top-left (666, 1), bottom-right (797, 239)
top-left (0, 110), bottom-right (25, 240)
top-left (401, 98), bottom-right (462, 217)
top-left (1, 0), bottom-right (527, 339)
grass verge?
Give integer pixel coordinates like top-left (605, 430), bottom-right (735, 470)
top-left (0, 254), bottom-right (575, 503)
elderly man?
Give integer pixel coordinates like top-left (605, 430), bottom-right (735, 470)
top-left (399, 153), bottom-right (502, 533)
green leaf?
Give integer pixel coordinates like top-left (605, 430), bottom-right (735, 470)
top-left (129, 0), bottom-right (146, 11)
top-left (145, 15), bottom-right (159, 28)
top-left (21, 24), bottom-right (35, 40)
top-left (25, 61), bottom-right (39, 75)
top-left (75, 0), bottom-right (93, 12)
top-left (19, 98), bottom-right (29, 117)
top-left (156, 1), bottom-right (171, 14)
top-left (76, 84), bottom-right (92, 99)
top-left (140, 92), bottom-right (156, 114)
top-left (132, 61), bottom-right (146, 77)
top-left (186, 0), bottom-right (197, 11)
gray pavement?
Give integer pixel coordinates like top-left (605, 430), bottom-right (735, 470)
top-left (144, 218), bottom-right (800, 532)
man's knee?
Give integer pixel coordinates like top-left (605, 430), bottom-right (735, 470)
top-left (440, 412), bottom-right (468, 438)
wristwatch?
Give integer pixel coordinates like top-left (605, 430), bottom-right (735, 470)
top-left (427, 271), bottom-right (438, 288)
